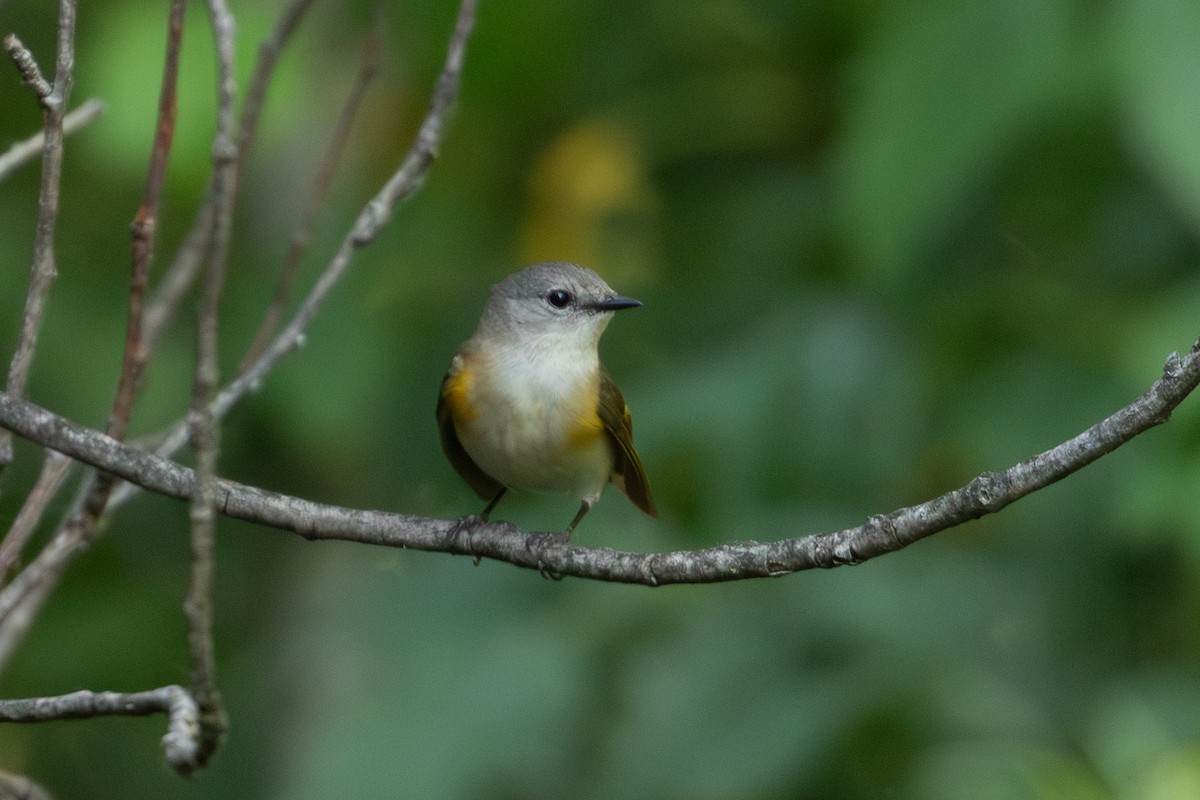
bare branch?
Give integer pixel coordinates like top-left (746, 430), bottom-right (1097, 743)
top-left (1, 1), bottom-right (78, 474)
top-left (140, 0), bottom-right (317, 355)
top-left (177, 0), bottom-right (240, 772)
top-left (0, 97), bottom-right (104, 183)
top-left (107, 0), bottom-right (186, 446)
top-left (0, 686), bottom-right (204, 775)
top-left (3, 34), bottom-right (51, 101)
top-left (237, 0), bottom-right (315, 154)
top-left (349, 0), bottom-right (476, 246)
top-left (2, 340), bottom-right (1197, 586)
top-left (139, 208), bottom-right (212, 349)
top-left (0, 770), bottom-right (52, 800)
top-left (0, 520), bottom-right (84, 666)
top-left (0, 452), bottom-right (73, 578)
top-left (239, 15), bottom-right (382, 371)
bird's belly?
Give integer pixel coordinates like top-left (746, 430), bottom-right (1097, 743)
top-left (458, 384), bottom-right (610, 500)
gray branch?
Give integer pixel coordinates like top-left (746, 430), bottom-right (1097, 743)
top-left (1, 339), bottom-right (1196, 586)
top-left (0, 2), bottom-right (78, 472)
top-left (0, 97), bottom-right (104, 183)
top-left (0, 686), bottom-right (203, 775)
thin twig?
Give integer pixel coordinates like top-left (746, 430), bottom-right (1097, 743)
top-left (0, 1), bottom-right (78, 474)
top-left (3, 339), bottom-right (1197, 585)
top-left (140, 0), bottom-right (318, 356)
top-left (0, 520), bottom-right (83, 665)
top-left (0, 686), bottom-right (204, 775)
top-left (0, 0), bottom-right (475, 664)
top-left (237, 0), bottom-right (315, 154)
top-left (0, 97), bottom-right (104, 183)
top-left (140, 208), bottom-right (212, 349)
top-left (239, 15), bottom-right (382, 371)
top-left (107, 0), bottom-right (186, 445)
top-left (180, 0), bottom-right (239, 771)
top-left (3, 33), bottom-right (51, 101)
top-left (0, 452), bottom-right (73, 578)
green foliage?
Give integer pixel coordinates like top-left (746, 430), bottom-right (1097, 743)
top-left (1, 0), bottom-right (1199, 797)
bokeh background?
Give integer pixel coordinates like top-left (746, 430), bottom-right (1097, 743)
top-left (2, 0), bottom-right (1200, 797)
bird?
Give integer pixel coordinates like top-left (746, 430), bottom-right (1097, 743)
top-left (437, 262), bottom-right (656, 533)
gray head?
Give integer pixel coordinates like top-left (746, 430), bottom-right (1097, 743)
top-left (474, 262), bottom-right (641, 348)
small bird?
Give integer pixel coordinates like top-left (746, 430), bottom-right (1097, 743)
top-left (437, 262), bottom-right (656, 533)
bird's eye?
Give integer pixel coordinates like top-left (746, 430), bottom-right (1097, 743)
top-left (546, 289), bottom-right (572, 309)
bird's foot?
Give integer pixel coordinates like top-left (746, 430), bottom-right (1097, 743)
top-left (446, 513), bottom-right (487, 566)
top-left (524, 530), bottom-right (570, 580)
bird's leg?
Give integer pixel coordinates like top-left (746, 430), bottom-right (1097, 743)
top-left (567, 499), bottom-right (592, 533)
top-left (481, 486), bottom-right (508, 521)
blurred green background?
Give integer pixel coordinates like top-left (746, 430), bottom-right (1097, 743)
top-left (2, 0), bottom-right (1200, 797)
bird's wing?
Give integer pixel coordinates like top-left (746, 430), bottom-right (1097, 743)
top-left (598, 367), bottom-right (657, 518)
top-left (437, 366), bottom-right (505, 502)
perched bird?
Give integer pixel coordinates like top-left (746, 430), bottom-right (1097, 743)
top-left (438, 262), bottom-right (656, 533)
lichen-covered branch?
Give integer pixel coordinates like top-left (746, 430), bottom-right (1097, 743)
top-left (2, 339), bottom-right (1196, 586)
top-left (0, 686), bottom-right (204, 775)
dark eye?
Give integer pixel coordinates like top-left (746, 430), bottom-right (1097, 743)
top-left (546, 289), bottom-right (572, 309)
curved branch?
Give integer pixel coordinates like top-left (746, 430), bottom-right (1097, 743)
top-left (0, 686), bottom-right (204, 775)
top-left (0, 339), bottom-right (1196, 586)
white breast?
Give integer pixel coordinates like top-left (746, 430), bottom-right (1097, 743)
top-left (457, 335), bottom-right (611, 503)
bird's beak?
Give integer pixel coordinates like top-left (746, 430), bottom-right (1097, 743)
top-left (591, 295), bottom-right (642, 312)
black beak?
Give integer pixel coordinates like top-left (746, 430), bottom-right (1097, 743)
top-left (591, 295), bottom-right (642, 312)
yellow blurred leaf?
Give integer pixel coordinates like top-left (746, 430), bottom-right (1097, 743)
top-left (519, 119), bottom-right (658, 281)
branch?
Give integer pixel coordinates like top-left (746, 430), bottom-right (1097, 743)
top-left (0, 452), bottom-right (72, 578)
top-left (0, 97), bottom-right (104, 183)
top-left (2, 33), bottom-right (51, 101)
top-left (179, 0), bottom-right (239, 771)
top-left (0, 686), bottom-right (204, 775)
top-left (237, 0), bottom-right (315, 155)
top-left (140, 0), bottom-right (318, 359)
top-left (0, 2), bottom-right (78, 473)
top-left (107, 0), bottom-right (186, 445)
top-left (1, 339), bottom-right (1197, 585)
top-left (239, 14), bottom-right (382, 371)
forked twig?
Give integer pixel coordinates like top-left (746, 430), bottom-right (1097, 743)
top-left (0, 2), bottom-right (78, 473)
